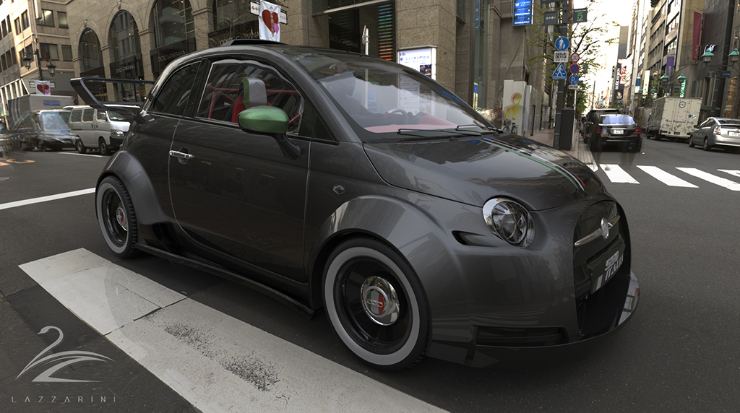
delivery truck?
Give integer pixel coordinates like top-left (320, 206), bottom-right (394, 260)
top-left (645, 97), bottom-right (702, 141)
top-left (7, 94), bottom-right (74, 129)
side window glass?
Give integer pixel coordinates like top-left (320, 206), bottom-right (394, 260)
top-left (82, 109), bottom-right (93, 122)
top-left (70, 110), bottom-right (81, 122)
top-left (196, 60), bottom-right (304, 134)
top-left (299, 100), bottom-right (333, 139)
top-left (151, 63), bottom-right (200, 116)
top-left (96, 111), bottom-right (107, 122)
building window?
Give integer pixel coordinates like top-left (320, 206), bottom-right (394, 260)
top-left (40, 43), bottom-right (59, 60)
top-left (11, 47), bottom-right (16, 64)
top-left (22, 45), bottom-right (32, 66)
top-left (209, 0), bottom-right (259, 46)
top-left (61, 44), bottom-right (72, 61)
top-left (37, 9), bottom-right (54, 27)
top-left (149, 0), bottom-right (196, 77)
top-left (1, 20), bottom-right (6, 37)
top-left (78, 28), bottom-right (106, 99)
top-left (109, 10), bottom-right (144, 101)
top-left (1, 54), bottom-right (6, 72)
top-left (21, 11), bottom-right (29, 30)
top-left (58, 12), bottom-right (67, 28)
top-left (14, 17), bottom-right (20, 34)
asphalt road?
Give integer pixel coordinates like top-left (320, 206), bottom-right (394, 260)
top-left (1, 141), bottom-right (739, 412)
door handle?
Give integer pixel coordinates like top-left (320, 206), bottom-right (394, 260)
top-left (169, 150), bottom-right (194, 161)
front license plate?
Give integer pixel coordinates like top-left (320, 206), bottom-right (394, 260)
top-left (587, 240), bottom-right (625, 293)
top-left (611, 129), bottom-right (624, 135)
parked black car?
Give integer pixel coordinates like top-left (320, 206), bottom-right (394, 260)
top-left (587, 114), bottom-right (642, 152)
top-left (11, 110), bottom-right (76, 151)
top-left (74, 41), bottom-right (639, 369)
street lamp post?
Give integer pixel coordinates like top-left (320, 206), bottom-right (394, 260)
top-left (21, 48), bottom-right (56, 81)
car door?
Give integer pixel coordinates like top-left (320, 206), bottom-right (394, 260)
top-left (132, 60), bottom-right (205, 217)
top-left (68, 109), bottom-right (82, 140)
top-left (95, 109), bottom-right (109, 141)
top-left (168, 58), bottom-right (310, 281)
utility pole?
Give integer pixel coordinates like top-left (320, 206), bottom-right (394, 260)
top-left (553, 0), bottom-right (573, 150)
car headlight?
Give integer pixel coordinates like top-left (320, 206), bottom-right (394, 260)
top-left (111, 130), bottom-right (125, 137)
top-left (482, 197), bottom-right (534, 246)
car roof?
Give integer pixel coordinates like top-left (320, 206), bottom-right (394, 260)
top-left (38, 109), bottom-right (70, 113)
top-left (715, 117), bottom-right (740, 123)
top-left (64, 105), bottom-right (91, 110)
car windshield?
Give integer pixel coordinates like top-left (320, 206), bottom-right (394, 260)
top-left (39, 111), bottom-right (71, 131)
top-left (600, 114), bottom-right (635, 126)
top-left (287, 50), bottom-right (491, 140)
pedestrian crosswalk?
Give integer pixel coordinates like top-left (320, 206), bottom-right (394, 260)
top-left (594, 166), bottom-right (740, 191)
top-left (19, 249), bottom-right (444, 413)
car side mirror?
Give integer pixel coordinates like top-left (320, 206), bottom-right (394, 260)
top-left (238, 106), bottom-right (289, 136)
top-left (238, 106), bottom-right (300, 158)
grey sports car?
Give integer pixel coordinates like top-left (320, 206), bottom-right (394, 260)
top-left (72, 40), bottom-right (639, 369)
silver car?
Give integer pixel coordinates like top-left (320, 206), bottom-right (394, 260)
top-left (689, 117), bottom-right (740, 151)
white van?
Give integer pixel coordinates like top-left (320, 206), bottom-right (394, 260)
top-left (65, 105), bottom-right (136, 155)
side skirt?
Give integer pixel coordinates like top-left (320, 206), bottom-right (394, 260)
top-left (136, 243), bottom-right (315, 317)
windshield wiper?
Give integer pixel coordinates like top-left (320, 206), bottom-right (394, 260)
top-left (455, 124), bottom-right (503, 134)
top-left (397, 128), bottom-right (482, 138)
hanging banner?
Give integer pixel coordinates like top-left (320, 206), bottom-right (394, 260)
top-left (259, 1), bottom-right (281, 42)
top-left (397, 47), bottom-right (436, 79)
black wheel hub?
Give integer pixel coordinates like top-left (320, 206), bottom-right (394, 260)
top-left (102, 189), bottom-right (127, 246)
top-left (334, 258), bottom-right (411, 355)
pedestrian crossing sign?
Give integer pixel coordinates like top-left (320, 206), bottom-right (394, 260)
top-left (552, 63), bottom-right (567, 80)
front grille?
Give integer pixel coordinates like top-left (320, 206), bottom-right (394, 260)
top-left (573, 201), bottom-right (631, 337)
top-left (476, 326), bottom-right (567, 347)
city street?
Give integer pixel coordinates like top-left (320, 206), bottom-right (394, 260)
top-left (1, 139), bottom-right (739, 412)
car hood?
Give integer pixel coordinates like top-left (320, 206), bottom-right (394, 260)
top-left (363, 135), bottom-right (605, 210)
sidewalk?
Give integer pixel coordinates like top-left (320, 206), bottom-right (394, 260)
top-left (526, 127), bottom-right (595, 168)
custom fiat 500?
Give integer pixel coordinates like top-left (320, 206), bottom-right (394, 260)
top-left (73, 41), bottom-right (639, 369)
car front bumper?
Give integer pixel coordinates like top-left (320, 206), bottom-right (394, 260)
top-left (420, 197), bottom-right (639, 366)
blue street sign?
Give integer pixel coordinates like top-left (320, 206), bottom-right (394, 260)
top-left (513, 0), bottom-right (533, 26)
top-left (552, 63), bottom-right (567, 80)
top-left (554, 36), bottom-right (570, 51)
top-left (570, 75), bottom-right (579, 85)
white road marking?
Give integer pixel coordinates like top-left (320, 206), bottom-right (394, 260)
top-left (599, 164), bottom-right (639, 184)
top-left (636, 166), bottom-right (698, 188)
top-left (677, 168), bottom-right (740, 191)
top-left (0, 188), bottom-right (95, 211)
top-left (20, 249), bottom-right (444, 413)
top-left (57, 152), bottom-right (104, 158)
top-left (719, 169), bottom-right (740, 178)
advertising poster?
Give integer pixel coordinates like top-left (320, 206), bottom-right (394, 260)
top-left (397, 48), bottom-right (436, 79)
top-left (259, 1), bottom-right (281, 42)
top-left (503, 80), bottom-right (526, 131)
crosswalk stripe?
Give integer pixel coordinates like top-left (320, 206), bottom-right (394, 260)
top-left (677, 168), bottom-right (740, 191)
top-left (636, 166), bottom-right (698, 188)
top-left (19, 249), bottom-right (444, 413)
top-left (718, 169), bottom-right (740, 179)
top-left (600, 164), bottom-right (639, 184)
top-left (0, 188), bottom-right (95, 211)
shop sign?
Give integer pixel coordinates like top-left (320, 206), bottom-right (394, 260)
top-left (259, 1), bottom-right (282, 42)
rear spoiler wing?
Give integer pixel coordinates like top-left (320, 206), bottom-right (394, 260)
top-left (70, 77), bottom-right (155, 118)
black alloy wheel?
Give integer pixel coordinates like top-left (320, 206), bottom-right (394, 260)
top-left (323, 238), bottom-right (429, 369)
top-left (96, 176), bottom-right (139, 257)
top-left (703, 137), bottom-right (712, 151)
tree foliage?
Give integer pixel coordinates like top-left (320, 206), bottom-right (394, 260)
top-left (529, 1), bottom-right (620, 115)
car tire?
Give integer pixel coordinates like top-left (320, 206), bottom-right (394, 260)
top-left (96, 176), bottom-right (139, 258)
top-left (99, 138), bottom-right (109, 156)
top-left (703, 137), bottom-right (712, 151)
top-left (688, 135), bottom-right (695, 148)
top-left (76, 139), bottom-right (87, 154)
top-left (323, 238), bottom-right (429, 370)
